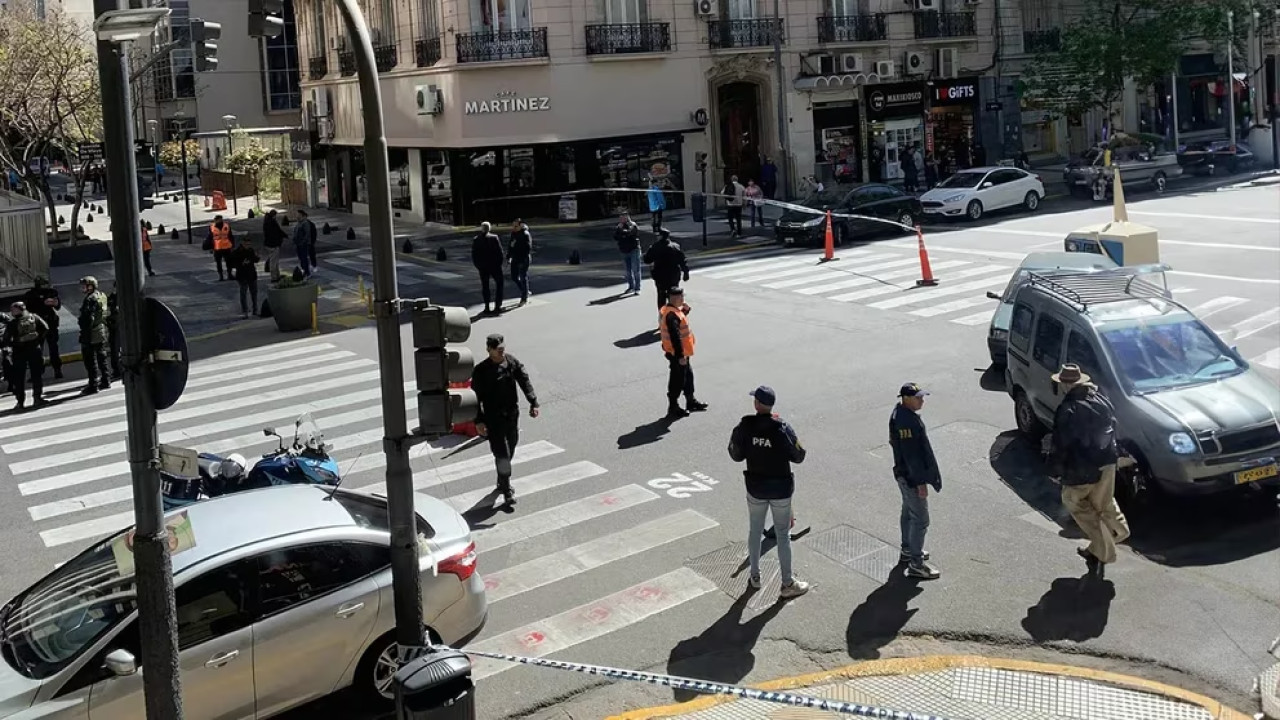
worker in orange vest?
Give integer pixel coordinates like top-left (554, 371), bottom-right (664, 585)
top-left (139, 220), bottom-right (155, 277)
top-left (658, 286), bottom-right (708, 419)
top-left (205, 215), bottom-right (234, 280)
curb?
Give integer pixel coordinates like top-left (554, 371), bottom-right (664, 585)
top-left (606, 655), bottom-right (1253, 720)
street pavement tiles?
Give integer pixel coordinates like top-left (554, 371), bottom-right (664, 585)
top-left (1, 338), bottom-right (726, 687)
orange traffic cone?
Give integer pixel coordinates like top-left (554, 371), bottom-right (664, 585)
top-left (819, 210), bottom-right (839, 263)
top-left (915, 225), bottom-right (938, 286)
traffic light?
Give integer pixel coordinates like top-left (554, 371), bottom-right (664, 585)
top-left (190, 19), bottom-right (221, 72)
top-left (412, 301), bottom-right (478, 436)
top-left (695, 152), bottom-right (708, 173)
top-left (248, 0), bottom-right (285, 38)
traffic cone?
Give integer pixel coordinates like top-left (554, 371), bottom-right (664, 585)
top-left (915, 225), bottom-right (938, 287)
top-left (819, 210), bottom-right (838, 263)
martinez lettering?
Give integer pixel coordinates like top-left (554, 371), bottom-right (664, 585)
top-left (464, 97), bottom-right (551, 115)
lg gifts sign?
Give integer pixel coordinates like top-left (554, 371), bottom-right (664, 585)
top-left (929, 79), bottom-right (979, 107)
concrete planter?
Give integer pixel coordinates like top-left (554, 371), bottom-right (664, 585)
top-left (267, 281), bottom-right (318, 333)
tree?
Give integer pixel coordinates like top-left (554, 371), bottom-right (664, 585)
top-left (159, 139), bottom-right (200, 170)
top-left (225, 134), bottom-right (283, 211)
top-left (0, 0), bottom-right (102, 244)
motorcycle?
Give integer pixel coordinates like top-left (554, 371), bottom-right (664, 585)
top-left (161, 413), bottom-right (341, 510)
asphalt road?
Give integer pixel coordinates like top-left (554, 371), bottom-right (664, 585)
top-left (0, 179), bottom-right (1276, 719)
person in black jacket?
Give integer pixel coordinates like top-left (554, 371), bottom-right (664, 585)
top-left (642, 228), bottom-right (688, 312)
top-left (2, 302), bottom-right (49, 410)
top-left (1048, 363), bottom-right (1129, 578)
top-left (21, 277), bottom-right (62, 379)
top-left (471, 333), bottom-right (539, 507)
top-left (508, 220), bottom-right (532, 306)
top-left (889, 382), bottom-right (942, 580)
top-left (614, 214), bottom-right (642, 295)
top-left (262, 210), bottom-right (287, 279)
top-left (471, 222), bottom-right (505, 315)
top-left (728, 386), bottom-right (810, 599)
top-left (229, 235), bottom-right (261, 319)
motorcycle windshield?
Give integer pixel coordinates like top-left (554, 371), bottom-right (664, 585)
top-left (293, 412), bottom-right (325, 452)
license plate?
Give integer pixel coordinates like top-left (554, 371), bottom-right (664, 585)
top-left (924, 208), bottom-right (940, 214)
top-left (1234, 463), bottom-right (1279, 485)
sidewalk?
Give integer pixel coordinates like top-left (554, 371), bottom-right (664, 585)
top-left (609, 656), bottom-right (1253, 720)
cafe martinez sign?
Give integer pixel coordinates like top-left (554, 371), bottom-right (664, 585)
top-left (465, 90), bottom-right (551, 115)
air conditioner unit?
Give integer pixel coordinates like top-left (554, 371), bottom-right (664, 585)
top-left (913, 0), bottom-right (936, 9)
top-left (935, 47), bottom-right (957, 78)
top-left (317, 117), bottom-right (334, 141)
top-left (839, 53), bottom-right (863, 73)
top-left (415, 84), bottom-right (443, 116)
top-left (875, 60), bottom-right (896, 78)
top-left (903, 51), bottom-right (926, 74)
top-left (801, 54), bottom-right (829, 76)
top-left (693, 0), bottom-right (717, 17)
top-left (310, 87), bottom-right (330, 118)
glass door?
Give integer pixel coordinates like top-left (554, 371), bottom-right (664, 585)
top-left (727, 0), bottom-right (754, 20)
top-left (606, 0), bottom-right (645, 23)
top-left (474, 0), bottom-right (530, 31)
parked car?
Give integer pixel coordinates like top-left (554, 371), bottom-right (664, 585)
top-left (1004, 268), bottom-right (1280, 504)
top-left (0, 485), bottom-right (487, 719)
top-left (1177, 140), bottom-right (1257, 176)
top-left (921, 166), bottom-right (1045, 221)
top-left (1064, 144), bottom-right (1183, 197)
top-left (774, 183), bottom-right (921, 247)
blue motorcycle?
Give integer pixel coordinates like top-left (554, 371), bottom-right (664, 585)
top-left (161, 413), bottom-right (341, 510)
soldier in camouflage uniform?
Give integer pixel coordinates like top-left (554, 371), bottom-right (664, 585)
top-left (2, 301), bottom-right (50, 410)
top-left (0, 305), bottom-right (13, 398)
top-left (77, 276), bottom-right (112, 394)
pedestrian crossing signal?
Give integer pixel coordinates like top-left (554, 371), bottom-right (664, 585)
top-left (411, 301), bottom-right (477, 436)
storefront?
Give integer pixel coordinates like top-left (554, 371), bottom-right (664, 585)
top-left (926, 77), bottom-right (980, 173)
top-left (864, 82), bottom-right (925, 183)
top-left (811, 100), bottom-right (862, 185)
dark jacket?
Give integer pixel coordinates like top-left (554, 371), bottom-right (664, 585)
top-left (889, 404), bottom-right (942, 490)
top-left (21, 286), bottom-right (60, 329)
top-left (614, 222), bottom-right (640, 253)
top-left (471, 232), bottom-right (504, 270)
top-left (1049, 384), bottom-right (1119, 486)
top-left (229, 244), bottom-right (260, 282)
top-left (643, 238), bottom-right (688, 286)
top-left (3, 312), bottom-right (48, 351)
top-left (471, 353), bottom-right (538, 425)
top-left (728, 412), bottom-right (806, 500)
top-left (78, 291), bottom-right (109, 345)
top-left (508, 228), bottom-right (532, 266)
top-left (262, 215), bottom-right (287, 248)
top-left (292, 219), bottom-right (317, 246)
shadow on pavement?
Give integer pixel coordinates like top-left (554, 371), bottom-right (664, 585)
top-left (666, 588), bottom-right (785, 702)
top-left (617, 416), bottom-right (677, 449)
top-left (978, 364), bottom-right (1006, 393)
top-left (614, 330), bottom-right (661, 349)
top-left (588, 291), bottom-right (634, 306)
top-left (1021, 574), bottom-right (1115, 642)
top-left (988, 431), bottom-right (1082, 539)
top-left (845, 571), bottom-right (924, 659)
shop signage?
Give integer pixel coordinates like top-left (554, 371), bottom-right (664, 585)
top-left (864, 82), bottom-right (925, 121)
top-left (929, 78), bottom-right (980, 107)
top-left (985, 101), bottom-right (1003, 112)
top-left (465, 90), bottom-right (550, 115)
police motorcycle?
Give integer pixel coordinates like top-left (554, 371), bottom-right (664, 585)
top-left (161, 412), bottom-right (341, 510)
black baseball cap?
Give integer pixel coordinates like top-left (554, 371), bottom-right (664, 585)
top-left (750, 385), bottom-right (776, 406)
top-left (668, 286), bottom-right (684, 296)
top-left (899, 383), bottom-right (930, 398)
top-left (485, 333), bottom-right (505, 349)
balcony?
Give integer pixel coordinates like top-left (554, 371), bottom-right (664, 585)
top-left (585, 22), bottom-right (672, 55)
top-left (415, 36), bottom-right (442, 66)
top-left (708, 18), bottom-right (783, 50)
top-left (307, 55), bottom-right (327, 80)
top-left (1023, 27), bottom-right (1061, 53)
top-left (338, 50), bottom-right (356, 76)
top-left (456, 27), bottom-right (549, 63)
top-left (912, 11), bottom-right (976, 39)
top-left (816, 13), bottom-right (886, 43)
top-left (375, 44), bottom-right (398, 72)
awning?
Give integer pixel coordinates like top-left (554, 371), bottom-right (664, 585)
top-left (794, 73), bottom-right (875, 92)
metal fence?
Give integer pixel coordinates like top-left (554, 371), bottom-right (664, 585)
top-left (0, 190), bottom-right (49, 290)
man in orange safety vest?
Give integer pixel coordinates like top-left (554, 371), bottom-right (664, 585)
top-left (658, 287), bottom-right (708, 419)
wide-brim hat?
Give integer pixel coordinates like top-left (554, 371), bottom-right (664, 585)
top-left (1051, 363), bottom-right (1090, 387)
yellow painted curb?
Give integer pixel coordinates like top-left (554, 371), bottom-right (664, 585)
top-left (606, 655), bottom-right (1251, 720)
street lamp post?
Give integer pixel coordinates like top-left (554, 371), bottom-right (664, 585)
top-left (771, 0), bottom-right (789, 201)
top-left (173, 111), bottom-right (194, 243)
top-left (1228, 10), bottom-right (1238, 150)
top-left (1273, 8), bottom-right (1279, 170)
top-left (222, 113), bottom-right (238, 215)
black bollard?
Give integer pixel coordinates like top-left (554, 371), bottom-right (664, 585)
top-left (171, 228), bottom-right (179, 240)
top-left (86, 213), bottom-right (94, 223)
top-left (346, 227), bottom-right (356, 240)
top-left (157, 224), bottom-right (166, 234)
top-left (145, 220), bottom-right (153, 231)
top-left (247, 208), bottom-right (255, 219)
top-left (402, 238), bottom-right (413, 253)
top-left (568, 249), bottom-right (581, 265)
top-left (322, 222), bottom-right (332, 235)
top-left (435, 247), bottom-right (447, 261)
top-left (77, 225), bottom-right (84, 236)
top-left (58, 215), bottom-right (65, 225)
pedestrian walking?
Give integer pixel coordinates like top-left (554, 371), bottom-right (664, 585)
top-left (229, 235), bottom-right (261, 319)
top-left (728, 385), bottom-right (810, 598)
top-left (292, 209), bottom-right (318, 276)
top-left (643, 228), bottom-right (689, 314)
top-left (745, 180), bottom-right (764, 227)
top-left (724, 176), bottom-right (746, 237)
top-left (262, 209), bottom-right (287, 279)
top-left (614, 213), bottom-right (642, 295)
top-left (77, 276), bottom-right (111, 394)
top-left (471, 333), bottom-right (540, 508)
top-left (1047, 363), bottom-right (1130, 579)
top-left (21, 277), bottom-right (62, 380)
top-left (889, 382), bottom-right (942, 579)
top-left (901, 149), bottom-right (919, 193)
top-left (139, 220), bottom-right (156, 276)
top-left (760, 157), bottom-right (778, 200)
top-left (658, 287), bottom-right (707, 418)
top-left (205, 215), bottom-right (235, 280)
top-left (2, 302), bottom-right (49, 411)
top-left (471, 222), bottom-right (506, 315)
top-left (924, 153), bottom-right (939, 190)
top-left (508, 219), bottom-right (532, 306)
top-left (647, 178), bottom-right (666, 234)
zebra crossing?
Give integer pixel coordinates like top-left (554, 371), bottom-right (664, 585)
top-left (0, 337), bottom-right (730, 685)
top-left (692, 246), bottom-right (1280, 371)
top-left (313, 249), bottom-right (466, 298)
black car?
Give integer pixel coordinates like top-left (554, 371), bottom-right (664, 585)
top-left (774, 183), bottom-right (921, 247)
top-left (1177, 140), bottom-right (1257, 176)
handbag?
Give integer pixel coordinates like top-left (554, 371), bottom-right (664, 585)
top-left (202, 236), bottom-right (213, 252)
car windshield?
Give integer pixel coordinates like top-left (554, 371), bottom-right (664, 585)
top-left (1, 536), bottom-right (137, 679)
top-left (801, 189), bottom-right (846, 208)
top-left (1099, 316), bottom-right (1245, 393)
top-left (937, 172), bottom-right (985, 189)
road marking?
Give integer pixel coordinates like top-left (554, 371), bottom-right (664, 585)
top-left (760, 257), bottom-right (924, 289)
top-left (1189, 296), bottom-right (1250, 319)
top-left (423, 270), bottom-right (464, 280)
top-left (1253, 347), bottom-right (1280, 370)
top-left (1170, 287), bottom-right (1198, 295)
top-left (353, 440), bottom-right (564, 495)
top-left (792, 260), bottom-right (969, 296)
top-left (883, 240), bottom-right (1032, 261)
top-left (1128, 210), bottom-right (1280, 224)
top-left (481, 510), bottom-right (718, 604)
top-left (1167, 270), bottom-right (1280, 285)
top-left (732, 253), bottom-right (900, 285)
top-left (828, 265), bottom-right (1008, 303)
top-left (690, 247), bottom-right (798, 268)
top-left (1230, 308), bottom-right (1280, 340)
top-left (1158, 239), bottom-right (1280, 252)
top-left (468, 568), bottom-right (717, 681)
top-left (869, 275), bottom-right (1011, 310)
top-left (908, 295), bottom-right (996, 317)
top-left (700, 253), bottom-right (848, 280)
top-left (442, 461), bottom-right (607, 512)
top-left (951, 310), bottom-right (995, 326)
top-left (473, 484), bottom-right (659, 553)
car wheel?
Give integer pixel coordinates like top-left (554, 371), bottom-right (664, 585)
top-left (966, 200), bottom-right (983, 221)
top-left (1114, 448), bottom-right (1154, 515)
top-left (896, 210), bottom-right (915, 232)
top-left (354, 627), bottom-right (444, 707)
top-left (1023, 191), bottom-right (1040, 212)
top-left (1152, 171), bottom-right (1167, 194)
top-left (1014, 390), bottom-right (1045, 439)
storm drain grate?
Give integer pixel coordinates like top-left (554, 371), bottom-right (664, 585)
top-left (805, 525), bottom-right (900, 584)
top-left (685, 542), bottom-right (783, 617)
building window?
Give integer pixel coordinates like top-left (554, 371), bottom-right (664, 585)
top-left (472, 0), bottom-right (531, 31)
top-left (170, 0), bottom-right (195, 99)
top-left (389, 148), bottom-right (411, 210)
top-left (419, 0), bottom-right (440, 32)
top-left (310, 0), bottom-right (327, 60)
top-left (263, 0), bottom-right (301, 112)
top-left (604, 0), bottom-right (646, 24)
top-left (726, 0), bottom-right (754, 20)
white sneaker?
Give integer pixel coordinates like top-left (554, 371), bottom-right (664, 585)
top-left (747, 575), bottom-right (762, 590)
top-left (779, 580), bottom-right (809, 599)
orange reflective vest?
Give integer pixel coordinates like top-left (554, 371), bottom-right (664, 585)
top-left (659, 305), bottom-right (695, 357)
top-left (141, 229), bottom-right (152, 252)
top-left (210, 223), bottom-right (232, 251)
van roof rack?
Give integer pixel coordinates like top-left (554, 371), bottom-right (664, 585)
top-left (1025, 269), bottom-right (1171, 312)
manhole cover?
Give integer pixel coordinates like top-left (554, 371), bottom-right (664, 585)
top-left (807, 525), bottom-right (899, 584)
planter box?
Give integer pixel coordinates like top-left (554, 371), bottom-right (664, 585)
top-left (267, 282), bottom-right (318, 332)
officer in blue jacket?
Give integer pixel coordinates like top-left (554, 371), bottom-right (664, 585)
top-left (889, 382), bottom-right (942, 580)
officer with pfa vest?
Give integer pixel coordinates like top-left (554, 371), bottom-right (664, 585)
top-left (78, 276), bottom-right (112, 394)
top-left (2, 302), bottom-right (50, 410)
top-left (658, 287), bottom-right (707, 418)
top-left (206, 215), bottom-right (235, 280)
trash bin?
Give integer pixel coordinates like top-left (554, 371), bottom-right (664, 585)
top-left (691, 192), bottom-right (706, 223)
top-left (393, 648), bottom-right (476, 719)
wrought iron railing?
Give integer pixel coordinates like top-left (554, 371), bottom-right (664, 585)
top-left (456, 27), bottom-right (549, 63)
top-left (374, 44), bottom-right (398, 72)
top-left (816, 14), bottom-right (887, 43)
top-left (912, 11), bottom-right (976, 38)
top-left (584, 22), bottom-right (672, 54)
top-left (1023, 28), bottom-right (1061, 53)
top-left (307, 56), bottom-right (328, 80)
top-left (708, 18), bottom-right (783, 49)
top-left (415, 36), bottom-right (442, 66)
top-left (338, 50), bottom-right (356, 76)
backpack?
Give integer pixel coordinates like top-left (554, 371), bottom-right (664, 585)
top-left (1078, 389), bottom-right (1118, 465)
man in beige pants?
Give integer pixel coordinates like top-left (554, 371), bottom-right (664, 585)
top-left (1048, 364), bottom-right (1130, 578)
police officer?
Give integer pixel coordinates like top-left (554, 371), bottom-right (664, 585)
top-left (728, 385), bottom-right (810, 600)
top-left (22, 277), bottom-right (63, 379)
top-left (77, 276), bottom-right (111, 394)
top-left (2, 302), bottom-right (49, 410)
top-left (889, 383), bottom-right (942, 580)
top-left (643, 228), bottom-right (689, 313)
top-left (207, 215), bottom-right (235, 280)
top-left (471, 334), bottom-right (540, 507)
top-left (658, 287), bottom-right (707, 419)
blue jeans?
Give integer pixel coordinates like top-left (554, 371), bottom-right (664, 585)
top-left (622, 249), bottom-right (642, 293)
top-left (897, 478), bottom-right (930, 564)
top-left (747, 494), bottom-right (793, 585)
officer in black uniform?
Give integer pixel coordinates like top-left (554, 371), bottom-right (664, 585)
top-left (889, 382), bottom-right (942, 580)
top-left (728, 386), bottom-right (810, 600)
top-left (2, 302), bottom-right (50, 410)
top-left (22, 277), bottom-right (63, 379)
top-left (471, 333), bottom-right (540, 507)
top-left (642, 228), bottom-right (689, 312)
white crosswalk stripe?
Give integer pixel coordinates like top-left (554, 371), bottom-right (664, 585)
top-left (831, 265), bottom-right (1008, 304)
top-left (951, 309), bottom-right (996, 326)
top-left (1190, 296), bottom-right (1249, 319)
top-left (1230, 308), bottom-right (1280, 340)
top-left (909, 295), bottom-right (997, 318)
top-left (869, 274), bottom-right (1011, 310)
top-left (1254, 347), bottom-right (1280, 370)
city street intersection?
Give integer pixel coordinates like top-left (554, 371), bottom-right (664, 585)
top-left (1, 179), bottom-right (1276, 719)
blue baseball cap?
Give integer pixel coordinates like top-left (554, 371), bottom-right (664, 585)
top-left (749, 385), bottom-right (776, 406)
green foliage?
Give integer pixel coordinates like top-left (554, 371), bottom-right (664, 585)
top-left (226, 137), bottom-right (284, 209)
top-left (158, 139), bottom-right (200, 169)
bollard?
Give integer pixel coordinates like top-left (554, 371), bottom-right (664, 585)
top-left (402, 238), bottom-right (414, 253)
top-left (393, 648), bottom-right (476, 719)
top-left (86, 213), bottom-right (94, 223)
top-left (568, 249), bottom-right (581, 265)
top-left (158, 224), bottom-right (166, 234)
top-left (247, 208), bottom-right (255, 219)
top-left (346, 226), bottom-right (356, 240)
top-left (311, 302), bottom-right (319, 335)
top-left (366, 293), bottom-right (374, 318)
top-left (915, 225), bottom-right (938, 287)
top-left (435, 247), bottom-right (447, 262)
top-left (145, 220), bottom-right (152, 231)
top-left (57, 215), bottom-right (65, 225)
top-left (323, 222), bottom-right (333, 235)
top-left (171, 228), bottom-right (179, 240)
top-left (357, 275), bottom-right (366, 301)
top-left (819, 210), bottom-right (838, 263)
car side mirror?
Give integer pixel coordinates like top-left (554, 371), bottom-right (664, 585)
top-left (104, 649), bottom-right (138, 677)
top-left (986, 291), bottom-right (1001, 300)
top-left (981, 182), bottom-right (993, 189)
